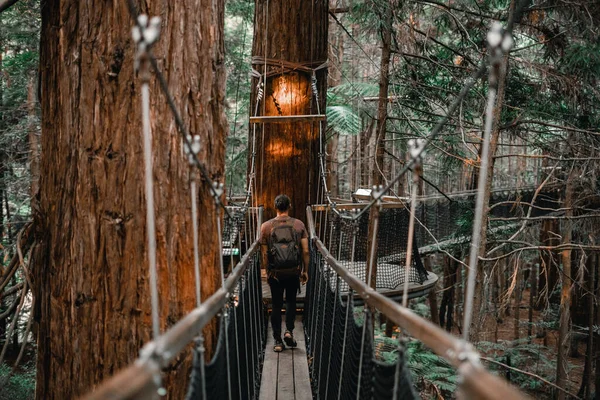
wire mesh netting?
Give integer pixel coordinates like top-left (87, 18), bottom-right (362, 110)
top-left (186, 207), bottom-right (266, 400)
top-left (414, 187), bottom-right (562, 250)
top-left (304, 248), bottom-right (418, 400)
top-left (312, 206), bottom-right (429, 293)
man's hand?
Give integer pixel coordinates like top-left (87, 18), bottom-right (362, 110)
top-left (300, 271), bottom-right (308, 285)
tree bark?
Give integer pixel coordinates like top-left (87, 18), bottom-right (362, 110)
top-left (593, 252), bottom-right (600, 399)
top-left (578, 252), bottom-right (594, 399)
top-left (326, 2), bottom-right (343, 197)
top-left (537, 218), bottom-right (560, 310)
top-left (366, 0), bottom-right (393, 302)
top-left (439, 256), bottom-right (457, 332)
top-left (250, 0), bottom-right (328, 223)
top-left (33, 2), bottom-right (227, 398)
top-left (556, 167), bottom-right (576, 400)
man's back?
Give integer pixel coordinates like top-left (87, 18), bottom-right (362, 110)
top-left (260, 216), bottom-right (307, 259)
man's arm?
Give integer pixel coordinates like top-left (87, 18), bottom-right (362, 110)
top-left (261, 244), bottom-right (269, 271)
top-left (300, 237), bottom-right (309, 283)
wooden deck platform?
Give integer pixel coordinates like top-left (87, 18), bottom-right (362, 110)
top-left (259, 317), bottom-right (312, 400)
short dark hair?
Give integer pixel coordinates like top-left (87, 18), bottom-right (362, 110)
top-left (274, 194), bottom-right (291, 212)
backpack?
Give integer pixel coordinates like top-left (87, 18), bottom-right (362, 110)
top-left (268, 219), bottom-right (301, 272)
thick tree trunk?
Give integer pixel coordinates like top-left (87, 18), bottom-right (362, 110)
top-left (439, 256), bottom-right (457, 332)
top-left (537, 218), bottom-right (560, 310)
top-left (367, 0), bottom-right (393, 299)
top-left (594, 252), bottom-right (600, 400)
top-left (578, 252), bottom-right (594, 399)
top-left (327, 3), bottom-right (343, 198)
top-left (557, 168), bottom-right (576, 400)
top-left (250, 0), bottom-right (328, 223)
top-left (33, 2), bottom-right (227, 399)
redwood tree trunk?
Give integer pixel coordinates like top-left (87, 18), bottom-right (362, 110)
top-left (33, 2), bottom-right (227, 399)
top-left (367, 0), bottom-right (393, 296)
top-left (557, 167), bottom-right (576, 399)
top-left (250, 0), bottom-right (328, 223)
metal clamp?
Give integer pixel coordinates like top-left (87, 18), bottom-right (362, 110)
top-left (184, 135), bottom-right (202, 166)
top-left (132, 15), bottom-right (162, 72)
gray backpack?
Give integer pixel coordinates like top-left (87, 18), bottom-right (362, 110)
top-left (268, 219), bottom-right (300, 272)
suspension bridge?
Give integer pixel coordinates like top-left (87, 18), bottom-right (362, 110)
top-left (68, 4), bottom-right (541, 400)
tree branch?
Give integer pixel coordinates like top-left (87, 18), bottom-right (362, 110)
top-left (480, 357), bottom-right (582, 400)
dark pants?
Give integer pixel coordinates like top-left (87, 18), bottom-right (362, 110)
top-left (268, 276), bottom-right (299, 340)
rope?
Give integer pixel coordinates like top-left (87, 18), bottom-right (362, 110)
top-left (133, 15), bottom-right (162, 342)
top-left (251, 57), bottom-right (327, 78)
top-left (305, 217), bottom-right (417, 400)
top-left (126, 1), bottom-right (231, 219)
top-left (402, 140), bottom-right (424, 308)
top-left (463, 22), bottom-right (513, 341)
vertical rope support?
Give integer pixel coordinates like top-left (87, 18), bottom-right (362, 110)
top-left (239, 233), bottom-right (252, 399)
top-left (463, 23), bottom-right (512, 341)
top-left (356, 308), bottom-right (369, 400)
top-left (324, 232), bottom-right (343, 396)
top-left (337, 232), bottom-right (357, 400)
top-left (190, 175), bottom-right (202, 307)
top-left (141, 63), bottom-right (160, 341)
top-left (244, 216), bottom-right (257, 393)
top-left (402, 140), bottom-right (423, 308)
top-left (317, 258), bottom-right (331, 398)
top-left (233, 279), bottom-right (242, 400)
top-left (213, 184), bottom-right (233, 400)
top-left (366, 198), bottom-right (382, 289)
top-left (187, 162), bottom-right (207, 400)
top-left (325, 271), bottom-right (340, 398)
top-left (391, 339), bottom-right (405, 400)
top-left (134, 16), bottom-right (162, 342)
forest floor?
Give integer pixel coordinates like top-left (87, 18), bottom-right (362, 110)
top-left (0, 343), bottom-right (36, 400)
top-left (467, 286), bottom-right (586, 399)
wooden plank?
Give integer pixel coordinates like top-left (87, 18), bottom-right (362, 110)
top-left (260, 318), bottom-right (313, 400)
top-left (250, 115), bottom-right (326, 124)
top-left (292, 319), bottom-right (313, 400)
top-left (259, 325), bottom-right (278, 400)
top-left (277, 330), bottom-right (295, 399)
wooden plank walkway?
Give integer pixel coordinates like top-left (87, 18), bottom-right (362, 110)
top-left (259, 317), bottom-right (312, 400)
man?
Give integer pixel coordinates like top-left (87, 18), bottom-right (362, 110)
top-left (260, 194), bottom-right (309, 352)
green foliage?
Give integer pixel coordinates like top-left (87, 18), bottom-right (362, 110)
top-left (0, 362), bottom-right (36, 400)
top-left (405, 340), bottom-right (457, 394)
top-left (327, 105), bottom-right (361, 136)
top-left (223, 1), bottom-right (254, 196)
top-left (477, 338), bottom-right (560, 395)
top-left (560, 42), bottom-right (600, 82)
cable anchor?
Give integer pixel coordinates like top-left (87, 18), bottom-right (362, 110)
top-left (183, 135), bottom-right (202, 166)
top-left (132, 15), bottom-right (161, 73)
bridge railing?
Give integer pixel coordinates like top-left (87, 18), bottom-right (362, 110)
top-left (306, 205), bottom-right (529, 400)
top-left (82, 206), bottom-right (264, 400)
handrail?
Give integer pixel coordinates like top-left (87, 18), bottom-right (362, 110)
top-left (82, 237), bottom-right (261, 400)
top-left (306, 206), bottom-right (529, 400)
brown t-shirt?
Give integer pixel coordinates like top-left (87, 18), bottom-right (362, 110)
top-left (260, 216), bottom-right (308, 246)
